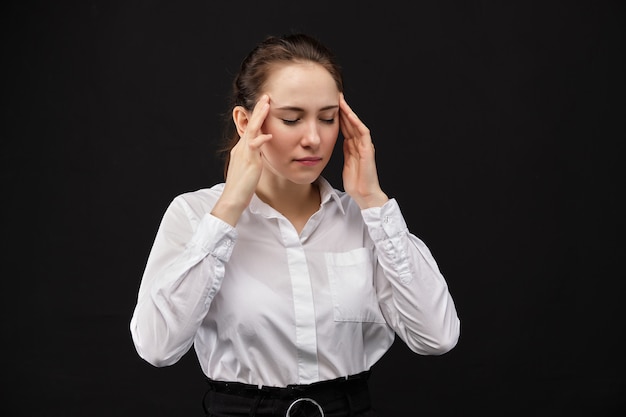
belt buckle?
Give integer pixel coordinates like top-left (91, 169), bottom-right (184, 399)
top-left (285, 397), bottom-right (324, 417)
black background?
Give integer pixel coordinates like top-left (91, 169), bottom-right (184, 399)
top-left (3, 1), bottom-right (625, 416)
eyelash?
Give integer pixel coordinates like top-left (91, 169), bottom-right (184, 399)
top-left (282, 118), bottom-right (335, 125)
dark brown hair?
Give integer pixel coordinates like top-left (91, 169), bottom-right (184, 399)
top-left (218, 33), bottom-right (344, 179)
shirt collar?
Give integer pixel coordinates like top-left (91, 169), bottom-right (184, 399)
top-left (316, 176), bottom-right (346, 215)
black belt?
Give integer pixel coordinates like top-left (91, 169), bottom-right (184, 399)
top-left (203, 371), bottom-right (372, 417)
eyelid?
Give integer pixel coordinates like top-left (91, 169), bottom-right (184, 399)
top-left (281, 117), bottom-right (335, 124)
top-left (278, 110), bottom-right (337, 125)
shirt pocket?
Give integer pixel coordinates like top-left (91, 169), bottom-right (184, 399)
top-left (325, 247), bottom-right (386, 323)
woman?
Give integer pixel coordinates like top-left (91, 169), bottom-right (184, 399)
top-left (130, 33), bottom-right (460, 417)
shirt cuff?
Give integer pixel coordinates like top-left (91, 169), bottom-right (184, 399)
top-left (188, 213), bottom-right (237, 262)
top-left (361, 198), bottom-right (408, 242)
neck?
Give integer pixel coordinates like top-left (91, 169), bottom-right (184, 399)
top-left (255, 177), bottom-right (321, 222)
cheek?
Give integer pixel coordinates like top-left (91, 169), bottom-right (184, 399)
top-left (322, 125), bottom-right (340, 146)
top-left (260, 122), bottom-right (292, 155)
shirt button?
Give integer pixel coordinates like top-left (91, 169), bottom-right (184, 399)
top-left (383, 216), bottom-right (390, 223)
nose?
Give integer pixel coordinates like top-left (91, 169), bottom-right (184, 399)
top-left (300, 120), bottom-right (321, 147)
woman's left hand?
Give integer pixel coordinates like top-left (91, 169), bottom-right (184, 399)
top-left (340, 93), bottom-right (389, 209)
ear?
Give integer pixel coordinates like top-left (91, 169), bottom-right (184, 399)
top-left (232, 106), bottom-right (250, 137)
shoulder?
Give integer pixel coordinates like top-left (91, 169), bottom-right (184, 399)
top-left (167, 183), bottom-right (225, 217)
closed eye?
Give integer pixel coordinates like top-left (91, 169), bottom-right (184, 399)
top-left (280, 117), bottom-right (336, 125)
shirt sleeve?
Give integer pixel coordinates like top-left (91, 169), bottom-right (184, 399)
top-left (361, 198), bottom-right (461, 355)
top-left (129, 195), bottom-right (236, 367)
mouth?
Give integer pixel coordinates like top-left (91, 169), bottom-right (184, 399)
top-left (294, 157), bottom-right (323, 166)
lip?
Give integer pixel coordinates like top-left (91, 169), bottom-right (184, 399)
top-left (294, 157), bottom-right (323, 166)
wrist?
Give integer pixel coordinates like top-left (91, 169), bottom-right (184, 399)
top-left (356, 191), bottom-right (389, 209)
top-left (211, 197), bottom-right (248, 227)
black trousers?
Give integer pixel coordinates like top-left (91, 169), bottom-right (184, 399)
top-left (202, 371), bottom-right (378, 417)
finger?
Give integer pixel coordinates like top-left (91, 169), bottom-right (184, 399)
top-left (246, 95), bottom-right (271, 135)
top-left (249, 133), bottom-right (273, 149)
top-left (339, 93), bottom-right (369, 135)
top-left (339, 96), bottom-right (358, 139)
top-left (339, 111), bottom-right (354, 139)
top-left (339, 93), bottom-right (360, 125)
top-left (343, 131), bottom-right (357, 156)
top-left (339, 94), bottom-right (353, 134)
top-left (340, 94), bottom-right (372, 145)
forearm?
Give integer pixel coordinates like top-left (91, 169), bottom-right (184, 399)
top-left (130, 251), bottom-right (220, 366)
top-left (363, 199), bottom-right (460, 354)
top-left (130, 201), bottom-right (236, 366)
top-left (210, 193), bottom-right (248, 227)
top-left (378, 239), bottom-right (460, 354)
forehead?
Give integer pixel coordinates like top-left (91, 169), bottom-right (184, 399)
top-left (263, 62), bottom-right (339, 107)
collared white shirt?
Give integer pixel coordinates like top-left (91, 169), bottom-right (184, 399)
top-left (130, 177), bottom-right (460, 387)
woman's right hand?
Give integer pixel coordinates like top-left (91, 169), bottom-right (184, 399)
top-left (211, 95), bottom-right (273, 227)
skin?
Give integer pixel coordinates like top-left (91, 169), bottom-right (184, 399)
top-left (211, 62), bottom-right (388, 233)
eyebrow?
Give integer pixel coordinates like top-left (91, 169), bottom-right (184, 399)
top-left (273, 105), bottom-right (339, 112)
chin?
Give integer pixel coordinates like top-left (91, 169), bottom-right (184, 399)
top-left (289, 177), bottom-right (319, 185)
top-left (287, 171), bottom-right (323, 185)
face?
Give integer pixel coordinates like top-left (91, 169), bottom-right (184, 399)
top-left (258, 62), bottom-right (340, 185)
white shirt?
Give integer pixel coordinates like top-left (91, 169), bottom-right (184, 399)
top-left (130, 177), bottom-right (460, 387)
